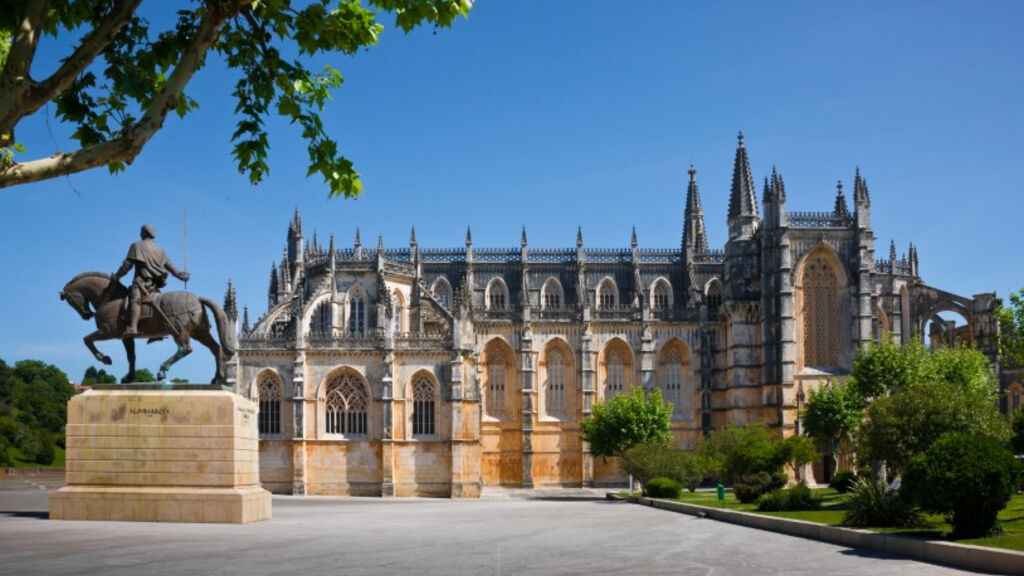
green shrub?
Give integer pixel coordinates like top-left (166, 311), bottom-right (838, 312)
top-left (902, 432), bottom-right (1023, 538)
top-left (622, 442), bottom-right (711, 492)
top-left (757, 482), bottom-right (821, 511)
top-left (828, 469), bottom-right (857, 493)
top-left (645, 477), bottom-right (682, 499)
top-left (1012, 409), bottom-right (1024, 455)
top-left (841, 477), bottom-right (922, 528)
top-left (733, 471), bottom-right (788, 504)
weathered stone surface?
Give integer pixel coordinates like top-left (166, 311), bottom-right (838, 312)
top-left (49, 388), bottom-right (271, 523)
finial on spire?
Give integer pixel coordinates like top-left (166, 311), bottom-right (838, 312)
top-left (576, 226), bottom-right (583, 247)
top-left (728, 131), bottom-right (758, 224)
top-left (328, 234), bottom-right (335, 256)
top-left (521, 226), bottom-right (528, 247)
top-left (631, 226), bottom-right (638, 248)
top-left (242, 306), bottom-right (250, 333)
top-left (269, 262), bottom-right (279, 297)
top-left (354, 227), bottom-right (361, 248)
top-left (377, 234), bottom-right (384, 253)
top-left (410, 225), bottom-right (417, 246)
top-left (833, 179), bottom-right (849, 218)
top-left (223, 279), bottom-right (238, 320)
top-left (890, 239), bottom-right (897, 261)
top-left (688, 163), bottom-right (696, 181)
top-left (466, 226), bottom-right (472, 246)
top-left (737, 130), bottom-right (744, 147)
top-left (292, 206), bottom-right (302, 235)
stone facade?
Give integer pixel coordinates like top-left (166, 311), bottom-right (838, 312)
top-left (231, 133), bottom-right (1002, 497)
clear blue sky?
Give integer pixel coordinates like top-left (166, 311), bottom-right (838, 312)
top-left (1, 0), bottom-right (1021, 382)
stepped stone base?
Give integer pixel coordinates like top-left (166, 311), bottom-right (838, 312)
top-left (50, 384), bottom-right (271, 524)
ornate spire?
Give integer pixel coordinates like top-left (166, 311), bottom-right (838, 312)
top-left (291, 206), bottom-right (302, 235)
top-left (328, 234), bottom-right (335, 257)
top-left (521, 226), bottom-right (528, 248)
top-left (242, 306), bottom-right (250, 333)
top-left (767, 166), bottom-right (786, 203)
top-left (889, 239), bottom-right (897, 262)
top-left (683, 164), bottom-right (708, 255)
top-left (630, 226), bottom-right (638, 248)
top-left (728, 130), bottom-right (759, 221)
top-left (466, 226), bottom-right (472, 247)
top-left (854, 166), bottom-right (870, 206)
top-left (354, 227), bottom-right (361, 249)
top-left (833, 180), bottom-right (849, 218)
top-left (762, 176), bottom-right (771, 205)
top-left (223, 280), bottom-right (238, 321)
top-left (576, 226), bottom-right (583, 248)
top-left (377, 234), bottom-right (384, 254)
top-left (410, 225), bottom-right (417, 246)
top-left (280, 252), bottom-right (291, 286)
top-left (268, 262), bottom-right (279, 297)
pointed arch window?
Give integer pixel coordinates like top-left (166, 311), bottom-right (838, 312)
top-left (662, 348), bottom-right (684, 415)
top-left (598, 279), bottom-right (617, 309)
top-left (325, 374), bottom-right (368, 436)
top-left (606, 349), bottom-right (624, 398)
top-left (706, 280), bottom-right (723, 312)
top-left (432, 277), bottom-right (453, 310)
top-left (802, 255), bottom-right (840, 367)
top-left (412, 376), bottom-right (436, 437)
top-left (392, 290), bottom-right (404, 335)
top-left (347, 290), bottom-right (365, 335)
top-left (487, 278), bottom-right (508, 310)
top-left (546, 349), bottom-right (565, 414)
top-left (487, 352), bottom-right (506, 416)
top-left (257, 374), bottom-right (283, 436)
top-left (542, 278), bottom-right (563, 310)
top-left (310, 301), bottom-right (331, 336)
top-left (652, 280), bottom-right (671, 310)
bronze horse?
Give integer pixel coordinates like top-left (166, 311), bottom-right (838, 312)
top-left (60, 272), bottom-right (236, 383)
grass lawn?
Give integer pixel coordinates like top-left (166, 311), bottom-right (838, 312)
top-left (670, 487), bottom-right (1024, 552)
top-left (4, 446), bottom-right (65, 468)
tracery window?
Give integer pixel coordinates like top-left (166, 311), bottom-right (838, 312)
top-left (598, 279), bottom-right (617, 309)
top-left (325, 374), bottom-right (368, 436)
top-left (652, 281), bottom-right (670, 310)
top-left (542, 278), bottom-right (563, 310)
top-left (487, 278), bottom-right (507, 310)
top-left (392, 290), bottom-right (403, 335)
top-left (487, 352), bottom-right (506, 416)
top-left (257, 374), bottom-right (282, 436)
top-left (605, 349), bottom-right (624, 398)
top-left (802, 255), bottom-right (840, 367)
top-left (432, 277), bottom-right (453, 310)
top-left (706, 280), bottom-right (723, 312)
top-left (412, 376), bottom-right (436, 437)
top-left (310, 301), bottom-right (331, 336)
top-left (347, 291), bottom-right (365, 335)
top-left (545, 349), bottom-right (565, 414)
top-left (662, 348), bottom-right (684, 415)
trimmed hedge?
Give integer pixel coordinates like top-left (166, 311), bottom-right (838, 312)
top-left (757, 482), bottom-right (821, 511)
top-left (645, 477), bottom-right (682, 499)
top-left (733, 471), bottom-right (788, 504)
top-left (828, 469), bottom-right (857, 493)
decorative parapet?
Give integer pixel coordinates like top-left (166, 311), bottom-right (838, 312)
top-left (789, 211), bottom-right (852, 228)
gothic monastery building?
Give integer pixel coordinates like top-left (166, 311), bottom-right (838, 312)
top-left (227, 134), bottom-right (1004, 497)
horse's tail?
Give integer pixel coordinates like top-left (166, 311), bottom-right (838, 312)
top-left (199, 297), bottom-right (237, 357)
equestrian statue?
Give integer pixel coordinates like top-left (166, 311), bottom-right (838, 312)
top-left (60, 224), bottom-right (236, 383)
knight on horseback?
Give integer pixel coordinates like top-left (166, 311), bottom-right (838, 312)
top-left (113, 224), bottom-right (190, 337)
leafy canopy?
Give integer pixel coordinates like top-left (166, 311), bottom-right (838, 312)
top-left (998, 288), bottom-right (1024, 371)
top-left (0, 0), bottom-right (472, 193)
top-left (801, 379), bottom-right (863, 462)
top-left (580, 387), bottom-right (672, 460)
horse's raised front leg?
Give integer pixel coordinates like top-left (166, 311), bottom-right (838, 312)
top-left (84, 330), bottom-right (113, 365)
top-left (122, 338), bottom-right (136, 383)
top-left (191, 328), bottom-right (223, 384)
top-left (157, 335), bottom-right (192, 381)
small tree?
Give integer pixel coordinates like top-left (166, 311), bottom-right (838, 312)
top-left (581, 387), bottom-right (672, 461)
top-left (903, 433), bottom-right (1022, 538)
top-left (699, 420), bottom-right (777, 484)
top-left (772, 434), bottom-right (818, 477)
top-left (801, 380), bottom-right (863, 481)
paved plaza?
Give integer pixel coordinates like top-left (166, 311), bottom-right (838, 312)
top-left (0, 475), bottom-right (986, 576)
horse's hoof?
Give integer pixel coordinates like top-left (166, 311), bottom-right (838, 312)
top-left (101, 356), bottom-right (112, 365)
top-left (157, 371), bottom-right (166, 381)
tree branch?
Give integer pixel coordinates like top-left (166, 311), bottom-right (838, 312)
top-left (31, 0), bottom-right (143, 110)
top-left (1, 0), bottom-right (49, 81)
top-left (0, 2), bottom-right (233, 189)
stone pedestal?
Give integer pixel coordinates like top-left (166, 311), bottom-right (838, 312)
top-left (50, 384), bottom-right (271, 523)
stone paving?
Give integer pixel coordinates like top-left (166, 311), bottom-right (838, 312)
top-left (0, 476), bottom-right (988, 576)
